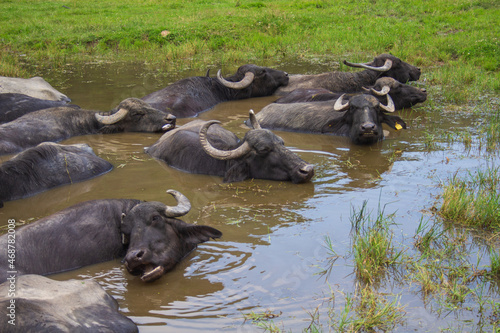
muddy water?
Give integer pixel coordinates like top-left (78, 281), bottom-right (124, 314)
top-left (0, 62), bottom-right (497, 331)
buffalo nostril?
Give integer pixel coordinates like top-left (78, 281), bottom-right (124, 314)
top-left (300, 164), bottom-right (314, 175)
top-left (136, 250), bottom-right (144, 258)
top-left (298, 164), bottom-right (314, 181)
top-left (361, 123), bottom-right (376, 131)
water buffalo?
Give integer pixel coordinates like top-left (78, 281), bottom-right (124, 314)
top-left (146, 111), bottom-right (314, 183)
top-left (0, 76), bottom-right (71, 102)
top-left (0, 98), bottom-right (176, 155)
top-left (252, 94), bottom-right (407, 145)
top-left (0, 93), bottom-right (74, 124)
top-left (275, 54), bottom-right (421, 95)
top-left (0, 275), bottom-right (138, 332)
top-left (0, 142), bottom-right (113, 207)
top-left (0, 190), bottom-right (222, 283)
top-left (275, 77), bottom-right (427, 110)
top-left (141, 64), bottom-right (289, 118)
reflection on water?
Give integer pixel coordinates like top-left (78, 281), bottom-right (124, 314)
top-left (1, 61), bottom-right (498, 332)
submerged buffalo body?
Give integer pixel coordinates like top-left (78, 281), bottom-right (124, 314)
top-left (253, 94), bottom-right (407, 145)
top-left (146, 112), bottom-right (314, 183)
top-left (0, 76), bottom-right (71, 102)
top-left (0, 98), bottom-right (176, 155)
top-left (0, 93), bottom-right (73, 124)
top-left (275, 54), bottom-right (421, 95)
top-left (0, 142), bottom-right (113, 207)
top-left (0, 191), bottom-right (222, 283)
top-left (142, 65), bottom-right (289, 118)
top-left (275, 77), bottom-right (427, 110)
top-left (0, 275), bottom-right (138, 332)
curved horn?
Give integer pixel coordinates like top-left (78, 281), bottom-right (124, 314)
top-left (164, 189), bottom-right (191, 217)
top-left (370, 85), bottom-right (391, 96)
top-left (95, 108), bottom-right (129, 125)
top-left (343, 58), bottom-right (393, 72)
top-left (199, 120), bottom-right (252, 160)
top-left (379, 94), bottom-right (395, 113)
top-left (217, 70), bottom-right (255, 89)
top-left (333, 94), bottom-right (350, 111)
top-left (248, 109), bottom-right (262, 129)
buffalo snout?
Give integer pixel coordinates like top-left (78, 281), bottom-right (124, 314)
top-left (360, 122), bottom-right (377, 133)
top-left (296, 164), bottom-right (315, 183)
top-left (162, 114), bottom-right (177, 131)
top-left (124, 248), bottom-right (153, 271)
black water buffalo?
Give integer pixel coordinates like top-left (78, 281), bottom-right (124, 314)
top-left (0, 275), bottom-right (138, 332)
top-left (0, 98), bottom-right (176, 155)
top-left (0, 190), bottom-right (222, 283)
top-left (275, 54), bottom-right (421, 95)
top-left (0, 142), bottom-right (113, 207)
top-left (141, 64), bottom-right (289, 118)
top-left (0, 76), bottom-right (71, 102)
top-left (275, 77), bottom-right (427, 110)
top-left (252, 94), bottom-right (407, 145)
top-left (0, 93), bottom-right (74, 124)
top-left (146, 111), bottom-right (314, 183)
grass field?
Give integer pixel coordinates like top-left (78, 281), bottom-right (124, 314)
top-left (1, 0), bottom-right (499, 103)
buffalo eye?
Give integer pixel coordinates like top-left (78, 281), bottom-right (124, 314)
top-left (255, 144), bottom-right (272, 155)
top-left (131, 110), bottom-right (146, 119)
top-left (149, 214), bottom-right (163, 226)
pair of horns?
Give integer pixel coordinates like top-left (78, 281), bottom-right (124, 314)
top-left (199, 110), bottom-right (261, 160)
top-left (344, 58), bottom-right (393, 72)
top-left (95, 108), bottom-right (129, 125)
top-left (363, 85), bottom-right (391, 96)
top-left (217, 70), bottom-right (255, 89)
top-left (334, 94), bottom-right (395, 113)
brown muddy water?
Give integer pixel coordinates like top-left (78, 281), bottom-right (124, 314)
top-left (1, 61), bottom-right (498, 332)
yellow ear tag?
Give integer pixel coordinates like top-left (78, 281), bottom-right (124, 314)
top-left (395, 123), bottom-right (403, 130)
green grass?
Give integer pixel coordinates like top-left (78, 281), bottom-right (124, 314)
top-left (328, 285), bottom-right (406, 332)
top-left (440, 166), bottom-right (500, 230)
top-left (483, 105), bottom-right (500, 152)
top-left (1, 0), bottom-right (499, 104)
top-left (350, 201), bottom-right (404, 284)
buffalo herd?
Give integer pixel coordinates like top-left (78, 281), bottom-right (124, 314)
top-left (0, 53), bottom-right (426, 328)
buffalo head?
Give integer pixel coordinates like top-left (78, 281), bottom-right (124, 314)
top-left (200, 111), bottom-right (314, 183)
top-left (95, 98), bottom-right (176, 133)
top-left (121, 190), bottom-right (222, 282)
top-left (217, 64), bottom-right (289, 97)
top-left (325, 93), bottom-right (406, 145)
top-left (344, 53), bottom-right (421, 83)
top-left (363, 77), bottom-right (427, 110)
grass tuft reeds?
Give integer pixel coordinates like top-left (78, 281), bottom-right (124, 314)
top-left (330, 285), bottom-right (406, 332)
top-left (350, 201), bottom-right (404, 284)
top-left (440, 166), bottom-right (500, 231)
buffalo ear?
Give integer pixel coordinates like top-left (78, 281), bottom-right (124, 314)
top-left (382, 114), bottom-right (407, 130)
top-left (224, 162), bottom-right (250, 183)
top-left (176, 223), bottom-right (223, 245)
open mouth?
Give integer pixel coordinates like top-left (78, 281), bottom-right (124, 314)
top-left (162, 123), bottom-right (175, 131)
top-left (361, 131), bottom-right (376, 137)
top-left (125, 262), bottom-right (165, 282)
